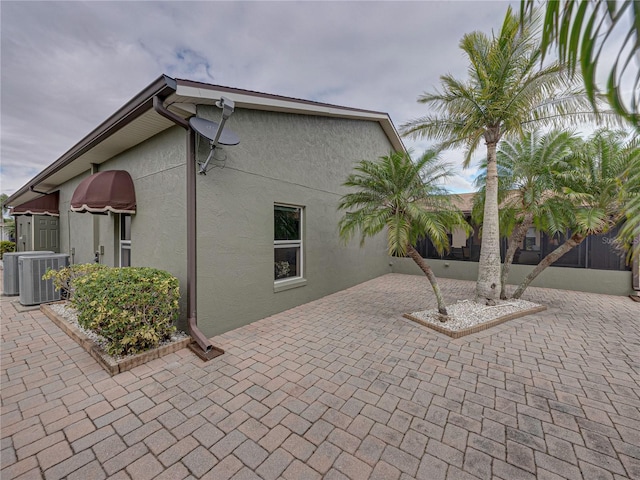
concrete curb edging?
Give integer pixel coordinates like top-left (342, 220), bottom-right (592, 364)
top-left (403, 304), bottom-right (548, 338)
top-left (41, 303), bottom-right (191, 375)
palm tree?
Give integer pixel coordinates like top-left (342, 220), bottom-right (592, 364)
top-left (0, 193), bottom-right (9, 218)
top-left (473, 130), bottom-right (579, 298)
top-left (401, 6), bottom-right (591, 304)
top-left (338, 150), bottom-right (469, 317)
top-left (512, 129), bottom-right (634, 298)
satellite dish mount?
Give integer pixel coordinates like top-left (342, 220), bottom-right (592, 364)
top-left (189, 97), bottom-right (240, 175)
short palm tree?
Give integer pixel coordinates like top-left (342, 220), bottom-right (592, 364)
top-left (474, 130), bottom-right (579, 298)
top-left (0, 193), bottom-right (9, 217)
top-left (401, 6), bottom-right (593, 304)
top-left (338, 150), bottom-right (469, 317)
top-left (512, 129), bottom-right (635, 298)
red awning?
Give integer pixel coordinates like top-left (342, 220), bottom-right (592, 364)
top-left (11, 191), bottom-right (60, 216)
top-left (70, 170), bottom-right (136, 214)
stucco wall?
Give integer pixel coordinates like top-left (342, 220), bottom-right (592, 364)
top-left (59, 172), bottom-right (94, 264)
top-left (15, 216), bottom-right (30, 252)
top-left (52, 108), bottom-right (394, 336)
top-left (95, 127), bottom-right (187, 277)
top-left (194, 107), bottom-right (393, 336)
top-left (54, 127), bottom-right (189, 327)
top-left (391, 257), bottom-right (634, 297)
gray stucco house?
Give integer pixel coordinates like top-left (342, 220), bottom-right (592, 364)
top-left (7, 75), bottom-right (638, 353)
top-left (6, 75), bottom-right (402, 351)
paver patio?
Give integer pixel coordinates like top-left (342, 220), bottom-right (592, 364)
top-left (1, 273), bottom-right (639, 479)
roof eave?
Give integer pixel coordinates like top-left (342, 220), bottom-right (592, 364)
top-left (6, 75), bottom-right (177, 207)
top-left (7, 75), bottom-right (407, 207)
top-left (174, 79), bottom-right (406, 153)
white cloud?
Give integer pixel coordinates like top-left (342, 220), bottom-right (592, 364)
top-left (1, 0), bottom-right (516, 196)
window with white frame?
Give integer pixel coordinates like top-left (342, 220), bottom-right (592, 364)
top-left (274, 205), bottom-right (303, 281)
top-left (120, 214), bottom-right (131, 267)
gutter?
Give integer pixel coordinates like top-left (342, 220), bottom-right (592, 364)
top-left (7, 75), bottom-right (177, 206)
top-left (153, 96), bottom-right (222, 359)
top-left (175, 78), bottom-right (407, 154)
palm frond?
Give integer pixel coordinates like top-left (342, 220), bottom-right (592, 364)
top-left (522, 0), bottom-right (639, 127)
top-left (402, 3), bottom-right (599, 171)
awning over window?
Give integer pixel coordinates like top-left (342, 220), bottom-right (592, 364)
top-left (70, 170), bottom-right (136, 214)
top-left (11, 191), bottom-right (60, 216)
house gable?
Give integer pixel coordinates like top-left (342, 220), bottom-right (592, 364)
top-left (6, 75), bottom-right (404, 209)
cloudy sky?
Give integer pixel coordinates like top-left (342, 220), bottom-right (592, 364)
top-left (1, 1), bottom-right (520, 197)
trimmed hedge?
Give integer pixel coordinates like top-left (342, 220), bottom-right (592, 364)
top-left (43, 263), bottom-right (107, 300)
top-left (72, 267), bottom-right (179, 356)
top-left (0, 241), bottom-right (15, 259)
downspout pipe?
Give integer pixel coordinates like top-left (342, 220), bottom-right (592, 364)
top-left (153, 96), bottom-right (214, 353)
top-left (30, 185), bottom-right (49, 195)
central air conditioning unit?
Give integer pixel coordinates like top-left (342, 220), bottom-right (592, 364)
top-left (2, 251), bottom-right (54, 296)
top-left (18, 254), bottom-right (69, 306)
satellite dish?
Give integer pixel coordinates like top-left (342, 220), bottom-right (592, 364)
top-left (189, 117), bottom-right (239, 146)
top-left (191, 97), bottom-right (239, 175)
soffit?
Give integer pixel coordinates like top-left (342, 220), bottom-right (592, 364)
top-left (13, 110), bottom-right (179, 205)
top-left (171, 92), bottom-right (404, 152)
top-left (171, 83), bottom-right (405, 152)
top-left (9, 79), bottom-right (405, 207)
top-left (13, 91), bottom-right (386, 204)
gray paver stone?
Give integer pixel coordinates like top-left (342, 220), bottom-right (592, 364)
top-left (183, 446), bottom-right (218, 478)
top-left (125, 453), bottom-right (164, 480)
top-left (255, 448), bottom-right (294, 480)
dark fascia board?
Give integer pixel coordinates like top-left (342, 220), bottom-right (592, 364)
top-left (176, 78), bottom-right (389, 116)
top-left (175, 79), bottom-right (406, 153)
top-left (6, 75), bottom-right (177, 206)
top-left (7, 75), bottom-right (407, 206)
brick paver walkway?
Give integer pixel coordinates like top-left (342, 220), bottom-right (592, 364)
top-left (2, 274), bottom-right (639, 479)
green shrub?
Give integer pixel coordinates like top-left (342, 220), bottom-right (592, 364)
top-left (72, 267), bottom-right (179, 356)
top-left (0, 241), bottom-right (15, 259)
top-left (42, 263), bottom-right (108, 300)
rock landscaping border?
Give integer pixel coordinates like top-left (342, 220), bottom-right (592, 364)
top-left (403, 304), bottom-right (547, 338)
top-left (41, 303), bottom-right (191, 375)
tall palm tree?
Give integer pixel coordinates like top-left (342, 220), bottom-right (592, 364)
top-left (512, 129), bottom-right (634, 298)
top-left (474, 130), bottom-right (579, 298)
top-left (402, 6), bottom-right (592, 304)
top-left (338, 150), bottom-right (469, 317)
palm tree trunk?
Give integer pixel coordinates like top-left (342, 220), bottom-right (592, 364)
top-left (512, 233), bottom-right (585, 299)
top-left (500, 212), bottom-right (534, 299)
top-left (476, 140), bottom-right (502, 304)
top-left (406, 245), bottom-right (448, 317)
